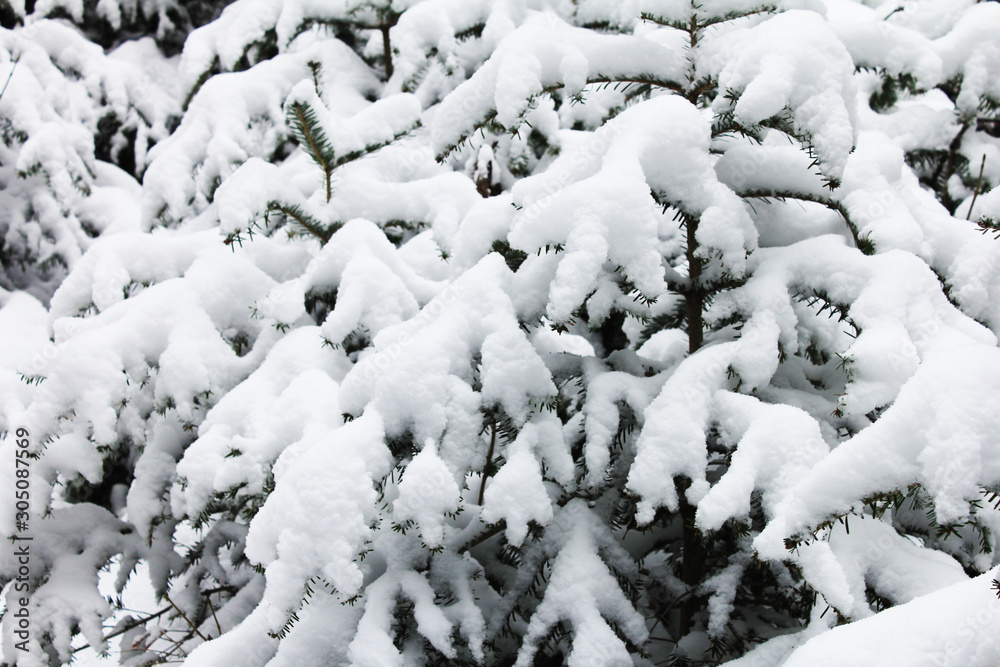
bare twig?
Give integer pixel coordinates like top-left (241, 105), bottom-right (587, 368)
top-left (72, 606), bottom-right (172, 653)
top-left (206, 591), bottom-right (223, 637)
top-left (458, 521), bottom-right (506, 554)
top-left (967, 154), bottom-right (987, 220)
top-left (0, 56), bottom-right (18, 105)
top-left (477, 424), bottom-right (497, 506)
top-left (164, 593), bottom-right (208, 641)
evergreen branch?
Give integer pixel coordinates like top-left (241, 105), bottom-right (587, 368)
top-left (182, 56), bottom-right (220, 112)
top-left (287, 101), bottom-right (336, 201)
top-left (641, 5), bottom-right (776, 32)
top-left (639, 13), bottom-right (689, 31)
top-left (270, 203), bottom-right (338, 243)
top-left (287, 18), bottom-right (367, 49)
top-left (977, 216), bottom-right (1000, 239)
top-left (71, 607), bottom-right (173, 654)
top-left (436, 74), bottom-right (685, 161)
top-left (332, 120), bottom-right (421, 169)
top-left (457, 521), bottom-right (506, 554)
top-left (739, 189), bottom-right (870, 254)
top-left (698, 5), bottom-right (778, 28)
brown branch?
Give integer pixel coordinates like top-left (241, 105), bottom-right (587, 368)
top-left (967, 154), bottom-right (987, 221)
top-left (457, 521), bottom-right (506, 554)
top-left (740, 189), bottom-right (866, 253)
top-left (164, 593), bottom-right (208, 641)
top-left (477, 424), bottom-right (497, 506)
top-left (206, 592), bottom-right (223, 637)
top-left (72, 607), bottom-right (173, 654)
top-left (380, 12), bottom-right (399, 80)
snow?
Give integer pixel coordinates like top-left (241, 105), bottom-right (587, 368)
top-left (170, 327), bottom-right (351, 525)
top-left (713, 10), bottom-right (858, 178)
top-left (431, 11), bottom-right (689, 156)
top-left (757, 344), bottom-right (1000, 558)
top-left (8, 1), bottom-right (1000, 665)
top-left (1, 504), bottom-right (140, 661)
top-left (393, 441), bottom-right (461, 548)
top-left (628, 311), bottom-right (785, 522)
top-left (780, 568), bottom-right (1000, 667)
top-left (696, 392), bottom-right (829, 532)
top-left (506, 94), bottom-right (754, 322)
top-left (339, 254), bottom-right (555, 471)
top-left (144, 39), bottom-right (379, 228)
top-left (481, 420), bottom-right (557, 545)
top-left (0, 21), bottom-right (172, 300)
top-left (242, 410), bottom-right (389, 635)
top-left (0, 291), bottom-right (48, 439)
top-left (512, 501), bottom-right (648, 667)
top-left (582, 369), bottom-right (666, 488)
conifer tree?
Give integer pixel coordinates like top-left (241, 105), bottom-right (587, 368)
top-left (0, 15), bottom-right (176, 301)
top-left (2, 1), bottom-right (1000, 667)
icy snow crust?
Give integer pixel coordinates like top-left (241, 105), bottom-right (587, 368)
top-left (3, 1), bottom-right (1000, 666)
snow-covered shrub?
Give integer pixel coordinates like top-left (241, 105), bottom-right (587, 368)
top-left (0, 18), bottom-right (177, 301)
top-left (3, 1), bottom-right (1000, 666)
top-left (3, 0), bottom-right (232, 55)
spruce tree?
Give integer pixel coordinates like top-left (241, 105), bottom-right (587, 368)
top-left (2, 2), bottom-right (1000, 667)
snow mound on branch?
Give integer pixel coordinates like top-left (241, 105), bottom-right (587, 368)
top-left (757, 343), bottom-right (1000, 557)
top-left (582, 369), bottom-right (666, 489)
top-left (792, 515), bottom-right (968, 621)
top-left (144, 40), bottom-right (377, 228)
top-left (781, 568), bottom-right (1000, 667)
top-left (0, 22), bottom-right (173, 299)
top-left (628, 310), bottom-right (784, 523)
top-left (431, 11), bottom-right (688, 156)
top-left (348, 563), bottom-right (458, 665)
top-left (284, 81), bottom-right (422, 160)
top-left (482, 414), bottom-right (572, 545)
top-left (178, 0), bottom-right (385, 94)
top-left (833, 132), bottom-right (1000, 337)
top-left (22, 236), bottom-right (308, 522)
top-left (393, 441), bottom-right (461, 548)
top-left (390, 0), bottom-right (498, 101)
top-left (933, 2), bottom-right (1000, 116)
top-left (170, 327), bottom-right (351, 524)
top-left (0, 504), bottom-right (140, 662)
top-left (244, 410), bottom-right (390, 633)
top-left (513, 501), bottom-right (648, 667)
top-left (696, 392), bottom-right (829, 532)
top-left (714, 10), bottom-right (858, 178)
top-left (508, 94), bottom-right (753, 323)
top-left (340, 254), bottom-right (555, 472)
top-left (0, 291), bottom-right (49, 440)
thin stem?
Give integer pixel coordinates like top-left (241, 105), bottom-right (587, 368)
top-left (380, 12), bottom-right (399, 80)
top-left (72, 607), bottom-right (173, 653)
top-left (477, 424), bottom-right (497, 506)
top-left (933, 122), bottom-right (970, 213)
top-left (0, 56), bottom-right (18, 105)
top-left (685, 213), bottom-right (704, 353)
top-left (677, 477), bottom-right (704, 638)
top-left (206, 592), bottom-right (223, 637)
top-left (458, 521), bottom-right (506, 554)
top-left (740, 189), bottom-right (865, 252)
top-left (163, 593), bottom-right (208, 641)
top-left (967, 154), bottom-right (987, 221)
